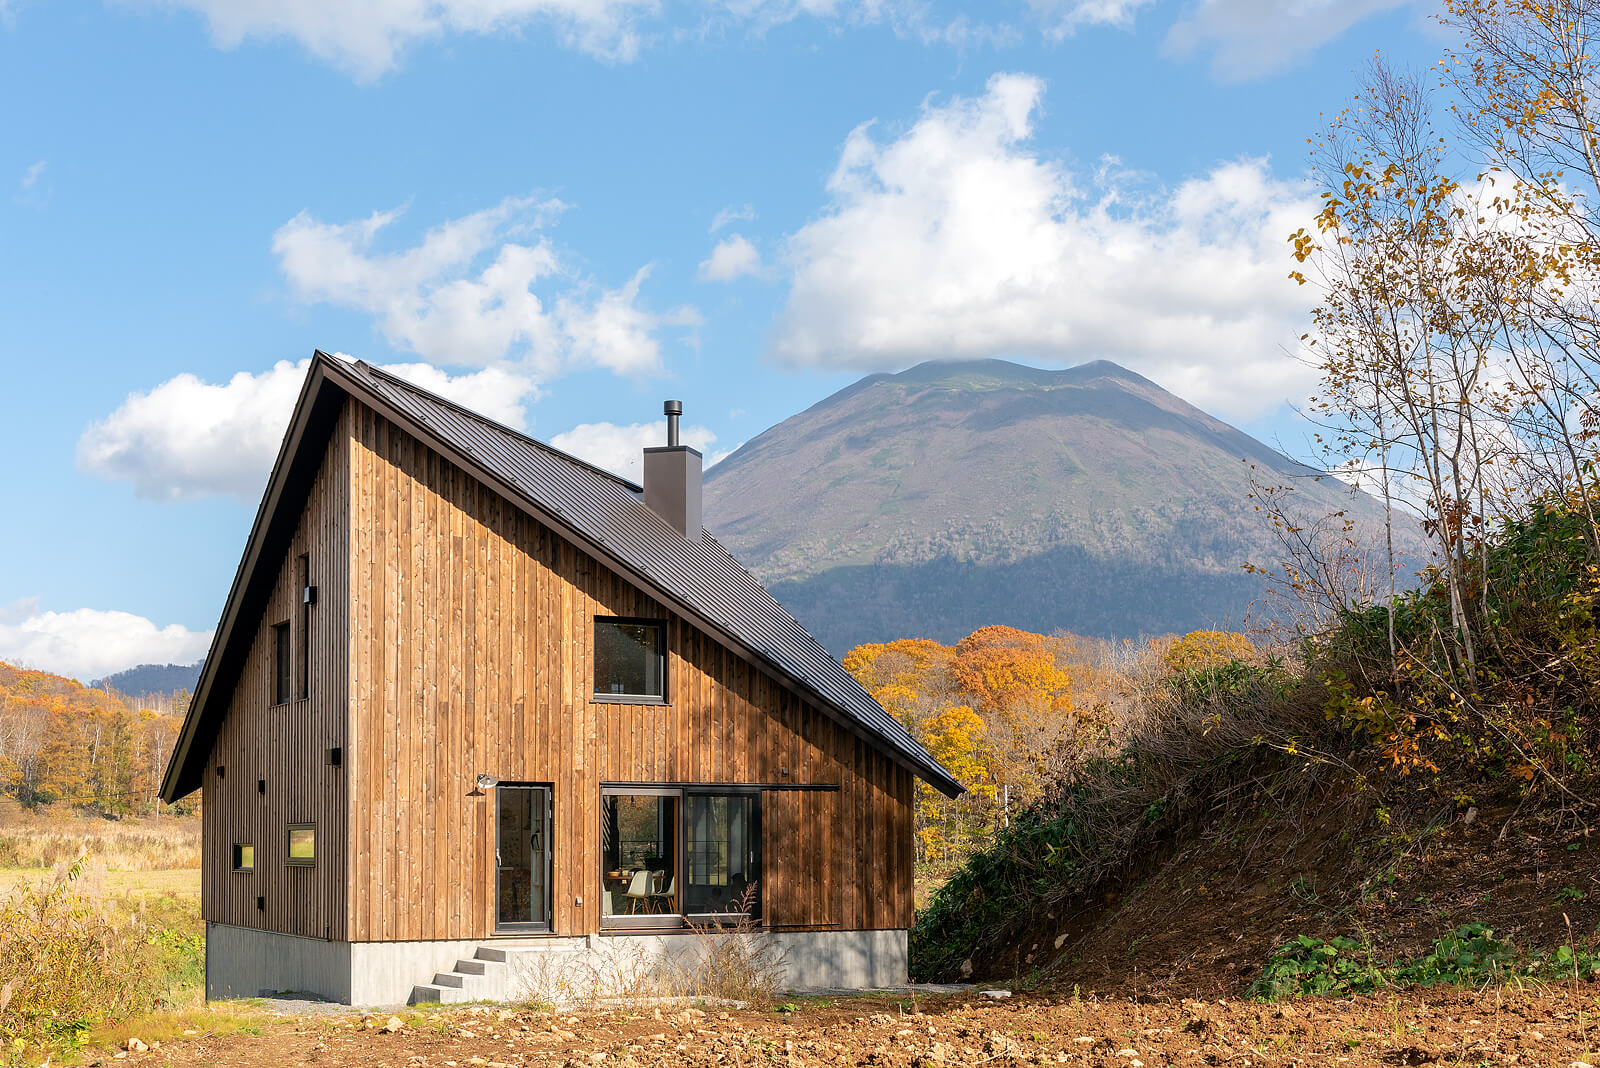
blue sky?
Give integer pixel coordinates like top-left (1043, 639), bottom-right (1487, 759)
top-left (0, 0), bottom-right (1439, 681)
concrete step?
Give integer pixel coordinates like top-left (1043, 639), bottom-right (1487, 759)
top-left (411, 941), bottom-right (583, 1005)
top-left (412, 983), bottom-right (473, 1005)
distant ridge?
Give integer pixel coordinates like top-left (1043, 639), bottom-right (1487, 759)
top-left (91, 661), bottom-right (202, 696)
top-left (705, 358), bottom-right (1412, 654)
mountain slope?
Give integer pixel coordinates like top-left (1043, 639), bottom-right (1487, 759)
top-left (704, 359), bottom-right (1404, 653)
top-left (90, 661), bottom-right (202, 696)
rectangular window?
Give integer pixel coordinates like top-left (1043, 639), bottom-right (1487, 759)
top-left (600, 786), bottom-right (761, 927)
top-left (286, 823), bottom-right (315, 866)
top-left (600, 789), bottom-right (679, 923)
top-left (684, 791), bottom-right (759, 919)
top-left (594, 619), bottom-right (666, 701)
top-left (232, 843), bottom-right (254, 871)
top-left (297, 554), bottom-right (311, 701)
top-left (272, 621), bottom-right (291, 705)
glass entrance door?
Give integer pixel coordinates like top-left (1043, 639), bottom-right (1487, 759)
top-left (496, 785), bottom-right (551, 931)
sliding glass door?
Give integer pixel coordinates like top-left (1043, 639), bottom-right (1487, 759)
top-left (599, 785), bottom-right (760, 927)
top-left (684, 791), bottom-right (760, 919)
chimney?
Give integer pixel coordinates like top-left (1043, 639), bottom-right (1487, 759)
top-left (643, 400), bottom-right (702, 539)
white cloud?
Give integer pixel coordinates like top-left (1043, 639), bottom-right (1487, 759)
top-left (130, 0), bottom-right (655, 79)
top-left (549, 419), bottom-right (719, 481)
top-left (770, 72), bottom-right (1318, 420)
top-left (78, 357), bottom-right (540, 501)
top-left (1164, 0), bottom-right (1413, 80)
top-left (273, 196), bottom-right (691, 378)
top-left (1025, 0), bottom-right (1155, 35)
top-left (698, 234), bottom-right (764, 281)
top-left (710, 204), bottom-right (755, 232)
top-left (0, 599), bottom-right (214, 684)
top-left (19, 160), bottom-right (44, 191)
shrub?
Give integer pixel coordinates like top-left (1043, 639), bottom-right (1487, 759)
top-left (1317, 494), bottom-right (1600, 792)
top-left (1252, 922), bottom-right (1600, 1000)
top-left (680, 882), bottom-right (786, 1007)
top-left (0, 860), bottom-right (167, 1061)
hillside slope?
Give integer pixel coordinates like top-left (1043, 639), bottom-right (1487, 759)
top-left (705, 359), bottom-right (1408, 653)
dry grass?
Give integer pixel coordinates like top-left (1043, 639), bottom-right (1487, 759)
top-left (507, 888), bottom-right (786, 1012)
top-left (0, 800), bottom-right (199, 872)
top-left (0, 860), bottom-right (171, 1061)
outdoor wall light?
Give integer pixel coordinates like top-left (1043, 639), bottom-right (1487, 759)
top-left (476, 773), bottom-right (499, 790)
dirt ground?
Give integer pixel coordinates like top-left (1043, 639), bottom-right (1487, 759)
top-left (103, 987), bottom-right (1599, 1067)
top-left (978, 791), bottom-right (1600, 999)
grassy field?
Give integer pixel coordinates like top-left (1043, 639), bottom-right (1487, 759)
top-left (0, 806), bottom-right (209, 1063)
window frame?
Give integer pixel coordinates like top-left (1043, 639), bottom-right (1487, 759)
top-left (591, 617), bottom-right (669, 704)
top-left (600, 785), bottom-right (682, 929)
top-left (232, 842), bottom-right (254, 872)
top-left (286, 823), bottom-right (316, 867)
top-left (598, 784), bottom-right (761, 930)
top-left (297, 554), bottom-right (311, 702)
top-left (271, 620), bottom-right (291, 706)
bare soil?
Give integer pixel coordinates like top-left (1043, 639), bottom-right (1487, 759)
top-left (981, 786), bottom-right (1600, 998)
top-left (100, 987), bottom-right (1599, 1067)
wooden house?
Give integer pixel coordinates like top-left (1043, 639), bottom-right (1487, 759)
top-left (159, 352), bottom-right (962, 1006)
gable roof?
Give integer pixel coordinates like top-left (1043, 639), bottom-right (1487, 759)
top-left (161, 352), bottom-right (964, 802)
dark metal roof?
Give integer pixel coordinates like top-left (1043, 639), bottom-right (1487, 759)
top-left (342, 358), bottom-right (963, 798)
top-left (161, 352), bottom-right (963, 801)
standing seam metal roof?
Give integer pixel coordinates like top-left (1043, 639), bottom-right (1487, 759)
top-left (342, 359), bottom-right (963, 798)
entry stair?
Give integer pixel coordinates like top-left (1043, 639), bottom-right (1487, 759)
top-left (410, 940), bottom-right (584, 1005)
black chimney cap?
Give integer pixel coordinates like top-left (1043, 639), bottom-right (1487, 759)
top-left (664, 400), bottom-right (683, 416)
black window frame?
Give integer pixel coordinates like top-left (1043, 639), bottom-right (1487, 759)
top-left (232, 842), bottom-right (254, 872)
top-left (592, 617), bottom-right (668, 704)
top-left (599, 783), bottom-right (761, 930)
top-left (272, 620), bottom-right (291, 706)
top-left (286, 823), bottom-right (315, 867)
top-left (297, 554), bottom-right (311, 701)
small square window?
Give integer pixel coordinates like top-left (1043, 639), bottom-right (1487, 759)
top-left (287, 824), bottom-right (315, 866)
top-left (232, 843), bottom-right (254, 871)
top-left (594, 619), bottom-right (666, 701)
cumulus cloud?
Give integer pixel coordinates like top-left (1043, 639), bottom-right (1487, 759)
top-left (549, 419), bottom-right (720, 481)
top-left (130, 0), bottom-right (656, 79)
top-left (274, 196), bottom-right (692, 377)
top-left (0, 598), bottom-right (214, 684)
top-left (698, 234), bottom-right (764, 282)
top-left (78, 358), bottom-right (540, 501)
top-left (770, 72), bottom-right (1318, 420)
top-left (1164, 0), bottom-right (1414, 80)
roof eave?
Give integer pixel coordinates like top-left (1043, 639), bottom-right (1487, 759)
top-left (159, 355), bottom-right (339, 803)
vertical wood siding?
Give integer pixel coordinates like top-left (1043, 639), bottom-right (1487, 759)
top-left (212, 399), bottom-right (916, 944)
top-left (201, 406), bottom-right (352, 939)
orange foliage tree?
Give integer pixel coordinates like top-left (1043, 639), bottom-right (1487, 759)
top-left (0, 662), bottom-right (187, 815)
top-left (846, 627), bottom-right (1119, 864)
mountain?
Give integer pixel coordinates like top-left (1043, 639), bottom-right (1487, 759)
top-left (90, 661), bottom-right (202, 697)
top-left (704, 359), bottom-right (1409, 655)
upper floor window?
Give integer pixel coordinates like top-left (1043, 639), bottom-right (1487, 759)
top-left (297, 554), bottom-right (311, 701)
top-left (272, 622), bottom-right (291, 705)
top-left (594, 619), bottom-right (666, 702)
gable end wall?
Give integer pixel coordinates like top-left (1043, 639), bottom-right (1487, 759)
top-left (343, 401), bottom-right (914, 942)
top-left (202, 401), bottom-right (353, 940)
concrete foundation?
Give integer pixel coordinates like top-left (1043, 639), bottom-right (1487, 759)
top-left (206, 923), bottom-right (908, 1008)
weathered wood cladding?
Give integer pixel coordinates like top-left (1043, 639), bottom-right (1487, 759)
top-left (202, 405), bottom-right (352, 939)
top-left (344, 401), bottom-right (914, 942)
